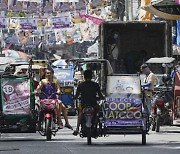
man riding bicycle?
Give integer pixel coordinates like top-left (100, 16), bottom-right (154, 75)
top-left (73, 69), bottom-right (105, 136)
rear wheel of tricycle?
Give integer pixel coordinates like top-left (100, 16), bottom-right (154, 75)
top-left (45, 118), bottom-right (52, 141)
top-left (142, 130), bottom-right (146, 145)
top-left (156, 115), bottom-right (160, 132)
top-left (87, 128), bottom-right (92, 145)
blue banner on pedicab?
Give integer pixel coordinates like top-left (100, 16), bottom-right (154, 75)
top-left (103, 97), bottom-right (142, 126)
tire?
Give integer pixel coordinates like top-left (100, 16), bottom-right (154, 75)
top-left (45, 118), bottom-right (52, 141)
top-left (151, 117), bottom-right (156, 131)
top-left (156, 115), bottom-right (161, 132)
top-left (87, 128), bottom-right (92, 145)
top-left (35, 103), bottom-right (40, 124)
top-left (152, 123), bottom-right (156, 131)
top-left (142, 130), bottom-right (146, 145)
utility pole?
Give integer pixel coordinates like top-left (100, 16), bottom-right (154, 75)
top-left (128, 0), bottom-right (133, 20)
top-left (125, 0), bottom-right (129, 20)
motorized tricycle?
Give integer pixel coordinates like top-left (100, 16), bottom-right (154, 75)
top-left (144, 57), bottom-right (175, 131)
top-left (0, 58), bottom-right (59, 140)
top-left (0, 59), bottom-right (38, 135)
top-left (151, 82), bottom-right (173, 132)
top-left (72, 58), bottom-right (148, 145)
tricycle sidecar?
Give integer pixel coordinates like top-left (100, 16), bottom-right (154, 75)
top-left (0, 76), bottom-right (37, 133)
top-left (101, 74), bottom-right (148, 145)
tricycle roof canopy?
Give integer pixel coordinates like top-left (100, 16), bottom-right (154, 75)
top-left (145, 57), bottom-right (175, 64)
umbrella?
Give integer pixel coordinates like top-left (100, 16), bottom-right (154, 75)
top-left (0, 57), bottom-right (16, 64)
top-left (142, 0), bottom-right (180, 20)
top-left (2, 50), bottom-right (30, 59)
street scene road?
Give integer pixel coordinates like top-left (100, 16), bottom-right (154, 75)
top-left (0, 116), bottom-right (180, 154)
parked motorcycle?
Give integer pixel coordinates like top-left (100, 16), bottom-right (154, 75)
top-left (36, 93), bottom-right (59, 140)
top-left (151, 75), bottom-right (173, 132)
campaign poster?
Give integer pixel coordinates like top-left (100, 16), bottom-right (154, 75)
top-left (1, 78), bottom-right (31, 115)
top-left (54, 2), bottom-right (74, 13)
top-left (26, 2), bottom-right (39, 14)
top-left (0, 18), bottom-right (8, 29)
top-left (74, 0), bottom-right (86, 11)
top-left (90, 0), bottom-right (103, 9)
top-left (9, 18), bottom-right (19, 29)
top-left (19, 18), bottom-right (37, 30)
top-left (103, 97), bottom-right (142, 126)
top-left (51, 16), bottom-right (70, 29)
top-left (70, 11), bottom-right (86, 24)
top-left (0, 0), bottom-right (8, 11)
top-left (11, 1), bottom-right (23, 12)
top-left (43, 0), bottom-right (53, 13)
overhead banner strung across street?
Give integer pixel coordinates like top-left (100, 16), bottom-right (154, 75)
top-left (51, 16), bottom-right (70, 29)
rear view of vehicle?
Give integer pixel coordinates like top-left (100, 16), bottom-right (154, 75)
top-left (80, 105), bottom-right (96, 145)
top-left (151, 87), bottom-right (173, 132)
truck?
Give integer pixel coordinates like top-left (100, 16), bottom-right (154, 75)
top-left (98, 20), bottom-right (172, 74)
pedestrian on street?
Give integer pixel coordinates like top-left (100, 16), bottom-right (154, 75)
top-left (140, 64), bottom-right (157, 115)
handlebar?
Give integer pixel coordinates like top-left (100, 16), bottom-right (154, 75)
top-left (34, 91), bottom-right (60, 98)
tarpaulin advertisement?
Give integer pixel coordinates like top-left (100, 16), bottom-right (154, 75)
top-left (103, 97), bottom-right (142, 126)
top-left (106, 75), bottom-right (141, 98)
top-left (104, 75), bottom-right (142, 126)
top-left (1, 78), bottom-right (31, 115)
top-left (19, 18), bottom-right (37, 30)
top-left (0, 18), bottom-right (8, 29)
top-left (51, 16), bottom-right (70, 29)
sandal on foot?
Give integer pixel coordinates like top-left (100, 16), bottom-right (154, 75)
top-left (65, 124), bottom-right (73, 130)
top-left (58, 123), bottom-right (63, 129)
top-left (73, 130), bottom-right (79, 136)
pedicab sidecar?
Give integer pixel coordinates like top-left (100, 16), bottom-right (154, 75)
top-left (100, 74), bottom-right (148, 145)
top-left (71, 58), bottom-right (148, 145)
top-left (0, 59), bottom-right (38, 134)
top-left (0, 75), bottom-right (37, 133)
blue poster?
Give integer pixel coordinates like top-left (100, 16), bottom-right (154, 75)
top-left (177, 20), bottom-right (180, 45)
top-left (103, 97), bottom-right (143, 126)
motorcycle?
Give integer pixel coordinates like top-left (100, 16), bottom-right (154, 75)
top-left (151, 75), bottom-right (173, 132)
top-left (36, 93), bottom-right (59, 140)
top-left (78, 99), bottom-right (103, 145)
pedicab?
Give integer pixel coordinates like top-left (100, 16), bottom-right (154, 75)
top-left (72, 58), bottom-right (148, 145)
top-left (145, 57), bottom-right (175, 131)
top-left (172, 63), bottom-right (180, 125)
top-left (52, 59), bottom-right (76, 116)
top-left (0, 59), bottom-right (37, 134)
